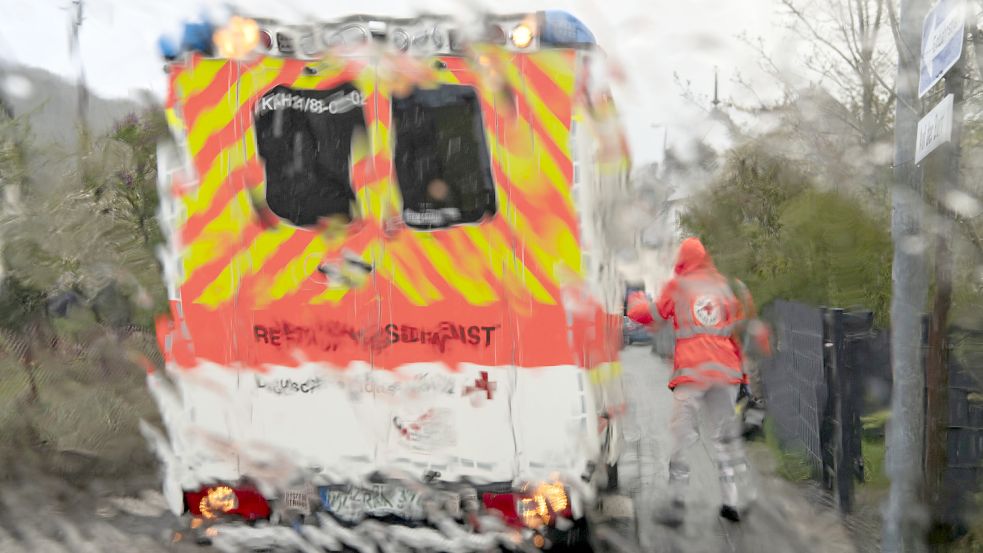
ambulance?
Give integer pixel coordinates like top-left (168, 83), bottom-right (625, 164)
top-left (149, 9), bottom-right (631, 550)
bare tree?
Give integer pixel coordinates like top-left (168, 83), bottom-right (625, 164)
top-left (706, 0), bottom-right (900, 204)
top-left (738, 0), bottom-right (894, 150)
top-left (780, 0), bottom-right (895, 145)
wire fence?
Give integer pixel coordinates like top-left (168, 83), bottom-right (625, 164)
top-left (760, 300), bottom-right (867, 512)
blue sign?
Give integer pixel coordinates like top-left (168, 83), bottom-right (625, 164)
top-left (919, 0), bottom-right (965, 98)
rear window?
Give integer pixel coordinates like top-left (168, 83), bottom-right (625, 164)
top-left (393, 85), bottom-right (496, 230)
top-left (254, 83), bottom-right (366, 227)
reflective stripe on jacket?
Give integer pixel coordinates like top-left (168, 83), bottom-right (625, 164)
top-left (655, 238), bottom-right (747, 390)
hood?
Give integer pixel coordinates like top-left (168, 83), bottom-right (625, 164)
top-left (674, 237), bottom-right (715, 275)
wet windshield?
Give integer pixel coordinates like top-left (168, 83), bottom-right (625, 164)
top-left (2, 2), bottom-right (981, 552)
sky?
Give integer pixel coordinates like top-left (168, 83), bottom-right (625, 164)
top-left (0, 0), bottom-right (786, 166)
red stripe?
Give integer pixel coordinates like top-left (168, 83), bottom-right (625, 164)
top-left (181, 224), bottom-right (263, 300)
top-left (476, 92), bottom-right (577, 233)
top-left (233, 229), bottom-right (320, 302)
top-left (167, 55), bottom-right (203, 110)
top-left (479, 85), bottom-right (572, 192)
top-left (520, 56), bottom-right (572, 128)
top-left (489, 153), bottom-right (577, 237)
top-left (391, 236), bottom-right (458, 299)
top-left (374, 76), bottom-right (392, 126)
top-left (184, 62), bottom-right (362, 245)
top-left (180, 161), bottom-right (263, 246)
top-left (384, 231), bottom-right (463, 298)
top-left (432, 231), bottom-right (505, 300)
top-left (276, 228), bottom-right (382, 306)
top-left (448, 69), bottom-right (479, 87)
top-left (440, 57), bottom-right (470, 73)
top-left (253, 230), bottom-right (318, 281)
top-left (183, 58), bottom-right (267, 128)
top-left (182, 60), bottom-right (236, 129)
top-left (448, 228), bottom-right (510, 300)
top-left (316, 64), bottom-right (364, 89)
top-left (487, 215), bottom-right (560, 299)
top-left (351, 151), bottom-right (391, 191)
top-left (276, 226), bottom-right (455, 308)
top-left (166, 62), bottom-right (185, 110)
top-left (512, 86), bottom-right (574, 183)
top-left (189, 61), bottom-right (306, 175)
top-left (362, 90), bottom-right (380, 124)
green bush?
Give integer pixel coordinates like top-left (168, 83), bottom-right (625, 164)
top-left (680, 144), bottom-right (892, 326)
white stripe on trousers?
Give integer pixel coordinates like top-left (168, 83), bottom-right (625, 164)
top-left (667, 383), bottom-right (752, 508)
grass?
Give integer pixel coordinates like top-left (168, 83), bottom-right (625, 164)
top-left (0, 315), bottom-right (161, 480)
top-left (861, 409), bottom-right (889, 490)
top-left (861, 436), bottom-right (889, 489)
top-left (763, 417), bottom-right (817, 482)
top-left (761, 409), bottom-right (890, 489)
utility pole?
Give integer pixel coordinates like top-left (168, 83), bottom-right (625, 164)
top-left (883, 0), bottom-right (930, 551)
top-left (68, 0), bottom-right (89, 142)
top-left (923, 17), bottom-right (967, 526)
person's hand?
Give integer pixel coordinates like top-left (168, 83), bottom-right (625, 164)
top-left (749, 320), bottom-right (772, 356)
top-left (626, 291), bottom-right (647, 308)
top-left (626, 291), bottom-right (654, 325)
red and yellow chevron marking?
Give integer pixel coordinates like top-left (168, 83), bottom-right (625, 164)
top-left (160, 46), bottom-right (626, 371)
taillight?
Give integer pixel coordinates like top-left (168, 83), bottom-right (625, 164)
top-left (481, 482), bottom-right (573, 529)
top-left (517, 482), bottom-right (572, 527)
top-left (184, 485), bottom-right (271, 521)
top-left (482, 492), bottom-right (522, 526)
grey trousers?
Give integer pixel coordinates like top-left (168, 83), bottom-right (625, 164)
top-left (667, 383), bottom-right (751, 508)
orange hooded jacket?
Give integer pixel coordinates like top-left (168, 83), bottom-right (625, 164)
top-left (630, 238), bottom-right (747, 389)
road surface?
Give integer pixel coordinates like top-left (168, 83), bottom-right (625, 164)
top-left (614, 345), bottom-right (858, 553)
top-left (0, 346), bottom-right (858, 552)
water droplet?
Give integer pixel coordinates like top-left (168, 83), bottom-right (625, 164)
top-left (944, 189), bottom-right (981, 219)
top-left (900, 235), bottom-right (927, 255)
top-left (2, 75), bottom-right (31, 99)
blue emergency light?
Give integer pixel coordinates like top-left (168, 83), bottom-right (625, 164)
top-left (159, 19), bottom-right (215, 60)
top-left (539, 11), bottom-right (596, 47)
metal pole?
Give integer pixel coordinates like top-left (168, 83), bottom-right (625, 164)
top-left (883, 0), bottom-right (930, 550)
top-left (923, 19), bottom-right (966, 524)
top-left (828, 308), bottom-right (854, 513)
top-left (68, 0), bottom-right (88, 141)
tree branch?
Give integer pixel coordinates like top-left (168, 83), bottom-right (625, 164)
top-left (782, 0), bottom-right (864, 75)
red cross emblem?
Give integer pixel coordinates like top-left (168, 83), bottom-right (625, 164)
top-left (693, 295), bottom-right (721, 326)
top-left (463, 371), bottom-right (497, 399)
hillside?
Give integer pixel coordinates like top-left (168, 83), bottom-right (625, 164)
top-left (2, 64), bottom-right (145, 149)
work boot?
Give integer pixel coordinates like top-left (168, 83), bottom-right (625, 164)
top-left (719, 505), bottom-right (741, 522)
top-left (654, 499), bottom-right (685, 528)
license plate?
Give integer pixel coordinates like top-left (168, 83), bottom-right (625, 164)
top-left (320, 484), bottom-right (458, 522)
top-left (281, 485), bottom-right (316, 515)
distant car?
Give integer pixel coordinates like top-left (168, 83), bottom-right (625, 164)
top-left (623, 315), bottom-right (652, 346)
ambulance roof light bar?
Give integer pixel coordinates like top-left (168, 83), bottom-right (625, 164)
top-left (158, 11), bottom-right (595, 61)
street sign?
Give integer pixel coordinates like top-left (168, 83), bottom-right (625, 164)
top-left (919, 0), bottom-right (965, 98)
top-left (915, 93), bottom-right (954, 164)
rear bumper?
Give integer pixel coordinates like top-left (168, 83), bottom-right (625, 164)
top-left (181, 511), bottom-right (593, 552)
top-left (181, 480), bottom-right (593, 551)
top-left (541, 516), bottom-right (593, 551)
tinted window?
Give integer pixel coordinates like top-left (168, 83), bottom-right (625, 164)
top-left (393, 85), bottom-right (496, 230)
top-left (254, 83), bottom-right (366, 227)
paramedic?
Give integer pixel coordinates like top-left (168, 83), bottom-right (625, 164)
top-left (627, 237), bottom-right (755, 525)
